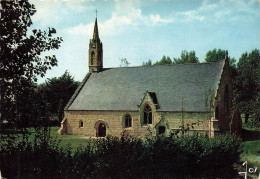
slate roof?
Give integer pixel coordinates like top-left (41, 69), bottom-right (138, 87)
top-left (66, 60), bottom-right (226, 112)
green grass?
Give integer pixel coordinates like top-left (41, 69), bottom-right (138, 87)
top-left (1, 127), bottom-right (93, 153)
top-left (240, 126), bottom-right (260, 178)
top-left (243, 140), bottom-right (260, 156)
top-left (241, 138), bottom-right (260, 167)
top-left (48, 127), bottom-right (93, 150)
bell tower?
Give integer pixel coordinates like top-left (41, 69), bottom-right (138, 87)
top-left (89, 13), bottom-right (103, 72)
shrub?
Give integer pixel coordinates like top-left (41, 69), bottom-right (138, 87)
top-left (0, 131), bottom-right (241, 178)
top-left (146, 134), bottom-right (241, 178)
top-left (245, 117), bottom-right (260, 128)
top-left (71, 143), bottom-right (97, 177)
top-left (0, 128), bottom-right (71, 178)
top-left (198, 134), bottom-right (242, 177)
top-left (93, 135), bottom-right (151, 178)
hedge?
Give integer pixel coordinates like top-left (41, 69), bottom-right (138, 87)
top-left (0, 129), bottom-right (241, 178)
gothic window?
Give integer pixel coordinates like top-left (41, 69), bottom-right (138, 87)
top-left (125, 114), bottom-right (132, 128)
top-left (143, 105), bottom-right (152, 125)
top-left (79, 121), bottom-right (83, 128)
top-left (224, 85), bottom-right (229, 113)
top-left (215, 106), bottom-right (219, 120)
top-left (91, 51), bottom-right (95, 65)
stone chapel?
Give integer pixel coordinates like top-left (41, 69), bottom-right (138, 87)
top-left (58, 17), bottom-right (241, 137)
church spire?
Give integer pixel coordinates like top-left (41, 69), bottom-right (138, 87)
top-left (89, 11), bottom-right (103, 73)
top-left (93, 17), bottom-right (99, 41)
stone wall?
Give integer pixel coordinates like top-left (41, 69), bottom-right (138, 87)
top-left (215, 60), bottom-right (235, 133)
top-left (161, 112), bottom-right (212, 135)
top-left (61, 109), bottom-right (215, 137)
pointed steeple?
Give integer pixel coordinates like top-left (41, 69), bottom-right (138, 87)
top-left (89, 12), bottom-right (103, 73)
top-left (93, 17), bottom-right (99, 41)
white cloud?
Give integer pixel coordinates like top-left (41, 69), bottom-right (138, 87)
top-left (30, 0), bottom-right (92, 27)
top-left (31, 0), bottom-right (61, 25)
top-left (150, 14), bottom-right (174, 25)
top-left (64, 7), bottom-right (174, 36)
top-left (174, 0), bottom-right (259, 23)
top-left (65, 23), bottom-right (91, 36)
top-left (214, 9), bottom-right (231, 19)
top-left (176, 10), bottom-right (205, 22)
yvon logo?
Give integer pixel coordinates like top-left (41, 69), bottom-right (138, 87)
top-left (248, 167), bottom-right (258, 174)
top-left (238, 161), bottom-right (258, 179)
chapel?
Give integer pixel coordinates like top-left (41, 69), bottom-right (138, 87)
top-left (58, 17), bottom-right (241, 137)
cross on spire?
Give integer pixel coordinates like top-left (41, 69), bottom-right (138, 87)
top-left (95, 9), bottom-right (98, 18)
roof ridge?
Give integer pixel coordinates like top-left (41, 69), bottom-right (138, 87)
top-left (103, 59), bottom-right (225, 69)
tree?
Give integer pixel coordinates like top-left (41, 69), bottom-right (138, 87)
top-left (15, 80), bottom-right (38, 128)
top-left (142, 51), bottom-right (199, 66)
top-left (0, 0), bottom-right (62, 127)
top-left (120, 58), bottom-right (130, 67)
top-left (154, 56), bottom-right (172, 65)
top-left (205, 48), bottom-right (226, 62)
top-left (205, 48), bottom-right (236, 65)
top-left (173, 50), bottom-right (199, 64)
top-left (38, 71), bottom-right (80, 122)
top-left (205, 48), bottom-right (237, 80)
top-left (142, 59), bottom-right (152, 66)
top-left (234, 49), bottom-right (260, 123)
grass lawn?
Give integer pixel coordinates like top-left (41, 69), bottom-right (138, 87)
top-left (50, 127), bottom-right (94, 151)
top-left (1, 126), bottom-right (94, 153)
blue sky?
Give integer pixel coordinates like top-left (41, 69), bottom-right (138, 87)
top-left (29, 0), bottom-right (260, 83)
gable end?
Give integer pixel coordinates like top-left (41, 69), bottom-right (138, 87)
top-left (64, 73), bottom-right (92, 110)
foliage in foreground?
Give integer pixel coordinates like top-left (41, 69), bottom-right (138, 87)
top-left (0, 0), bottom-right (62, 128)
top-left (0, 130), bottom-right (241, 178)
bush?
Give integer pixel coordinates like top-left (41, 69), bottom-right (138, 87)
top-left (146, 134), bottom-right (241, 178)
top-left (0, 128), bottom-right (70, 178)
top-left (49, 115), bottom-right (60, 126)
top-left (0, 131), bottom-right (242, 178)
top-left (93, 135), bottom-right (152, 178)
top-left (245, 115), bottom-right (260, 128)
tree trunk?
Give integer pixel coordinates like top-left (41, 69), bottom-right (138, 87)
top-left (245, 113), bottom-right (249, 124)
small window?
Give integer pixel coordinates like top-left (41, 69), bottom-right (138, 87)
top-left (125, 114), bottom-right (132, 128)
top-left (158, 126), bottom-right (166, 135)
top-left (79, 121), bottom-right (83, 128)
top-left (144, 105), bottom-right (152, 125)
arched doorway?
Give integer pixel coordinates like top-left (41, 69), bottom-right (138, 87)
top-left (97, 123), bottom-right (106, 137)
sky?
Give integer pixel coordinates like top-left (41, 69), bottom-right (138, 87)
top-left (28, 0), bottom-right (260, 83)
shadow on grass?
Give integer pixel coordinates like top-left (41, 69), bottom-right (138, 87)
top-left (0, 129), bottom-right (27, 135)
top-left (0, 128), bottom-right (42, 135)
top-left (242, 128), bottom-right (260, 141)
